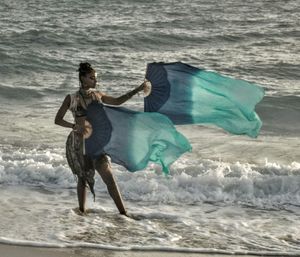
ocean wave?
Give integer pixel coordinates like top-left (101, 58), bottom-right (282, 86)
top-left (257, 95), bottom-right (300, 136)
top-left (2, 28), bottom-right (73, 47)
top-left (0, 146), bottom-right (73, 187)
top-left (0, 146), bottom-right (299, 208)
top-left (119, 159), bottom-right (300, 208)
top-left (0, 84), bottom-right (45, 100)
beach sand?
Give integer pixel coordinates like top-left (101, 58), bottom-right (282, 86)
top-left (0, 244), bottom-right (260, 257)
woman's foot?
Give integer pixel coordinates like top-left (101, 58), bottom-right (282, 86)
top-left (120, 210), bottom-right (128, 216)
top-left (73, 207), bottom-right (87, 216)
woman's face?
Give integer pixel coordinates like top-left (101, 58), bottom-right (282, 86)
top-left (81, 71), bottom-right (97, 89)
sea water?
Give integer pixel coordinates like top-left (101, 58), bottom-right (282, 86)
top-left (0, 0), bottom-right (299, 255)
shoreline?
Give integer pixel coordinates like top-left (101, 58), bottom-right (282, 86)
top-left (0, 243), bottom-right (295, 257)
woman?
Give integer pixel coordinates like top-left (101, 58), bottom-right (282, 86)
top-left (55, 62), bottom-right (145, 216)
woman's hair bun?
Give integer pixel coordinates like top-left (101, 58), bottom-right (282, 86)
top-left (78, 62), bottom-right (94, 75)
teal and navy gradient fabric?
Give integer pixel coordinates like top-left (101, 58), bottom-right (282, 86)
top-left (144, 62), bottom-right (264, 138)
top-left (85, 102), bottom-right (191, 174)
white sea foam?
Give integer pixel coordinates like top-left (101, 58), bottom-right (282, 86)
top-left (0, 238), bottom-right (299, 256)
top-left (0, 146), bottom-right (299, 207)
top-left (0, 146), bottom-right (73, 187)
top-left (1, 226), bottom-right (300, 256)
top-left (1, 141), bottom-right (298, 254)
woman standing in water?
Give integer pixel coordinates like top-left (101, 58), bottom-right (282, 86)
top-left (55, 62), bottom-right (145, 216)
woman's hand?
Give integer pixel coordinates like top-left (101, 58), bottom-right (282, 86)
top-left (137, 80), bottom-right (152, 97)
top-left (73, 124), bottom-right (85, 134)
top-left (87, 90), bottom-right (102, 101)
top-left (73, 121), bottom-right (93, 139)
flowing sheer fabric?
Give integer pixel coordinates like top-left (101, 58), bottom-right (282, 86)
top-left (85, 102), bottom-right (191, 174)
top-left (144, 62), bottom-right (264, 138)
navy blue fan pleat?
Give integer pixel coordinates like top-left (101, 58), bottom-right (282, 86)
top-left (85, 102), bottom-right (112, 158)
top-left (144, 63), bottom-right (170, 112)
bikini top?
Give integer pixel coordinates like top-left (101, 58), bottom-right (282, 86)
top-left (69, 90), bottom-right (103, 118)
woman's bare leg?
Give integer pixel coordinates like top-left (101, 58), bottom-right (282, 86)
top-left (77, 177), bottom-right (87, 213)
top-left (94, 155), bottom-right (127, 215)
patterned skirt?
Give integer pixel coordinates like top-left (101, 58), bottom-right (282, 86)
top-left (66, 131), bottom-right (96, 199)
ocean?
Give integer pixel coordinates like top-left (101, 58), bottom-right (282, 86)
top-left (0, 0), bottom-right (299, 255)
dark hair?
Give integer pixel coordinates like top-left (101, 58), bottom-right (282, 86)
top-left (77, 62), bottom-right (95, 84)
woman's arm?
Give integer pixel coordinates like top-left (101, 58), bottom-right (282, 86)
top-left (54, 95), bottom-right (74, 129)
top-left (102, 82), bottom-right (145, 106)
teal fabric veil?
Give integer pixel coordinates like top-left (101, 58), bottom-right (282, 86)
top-left (85, 102), bottom-right (191, 174)
top-left (144, 62), bottom-right (264, 138)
